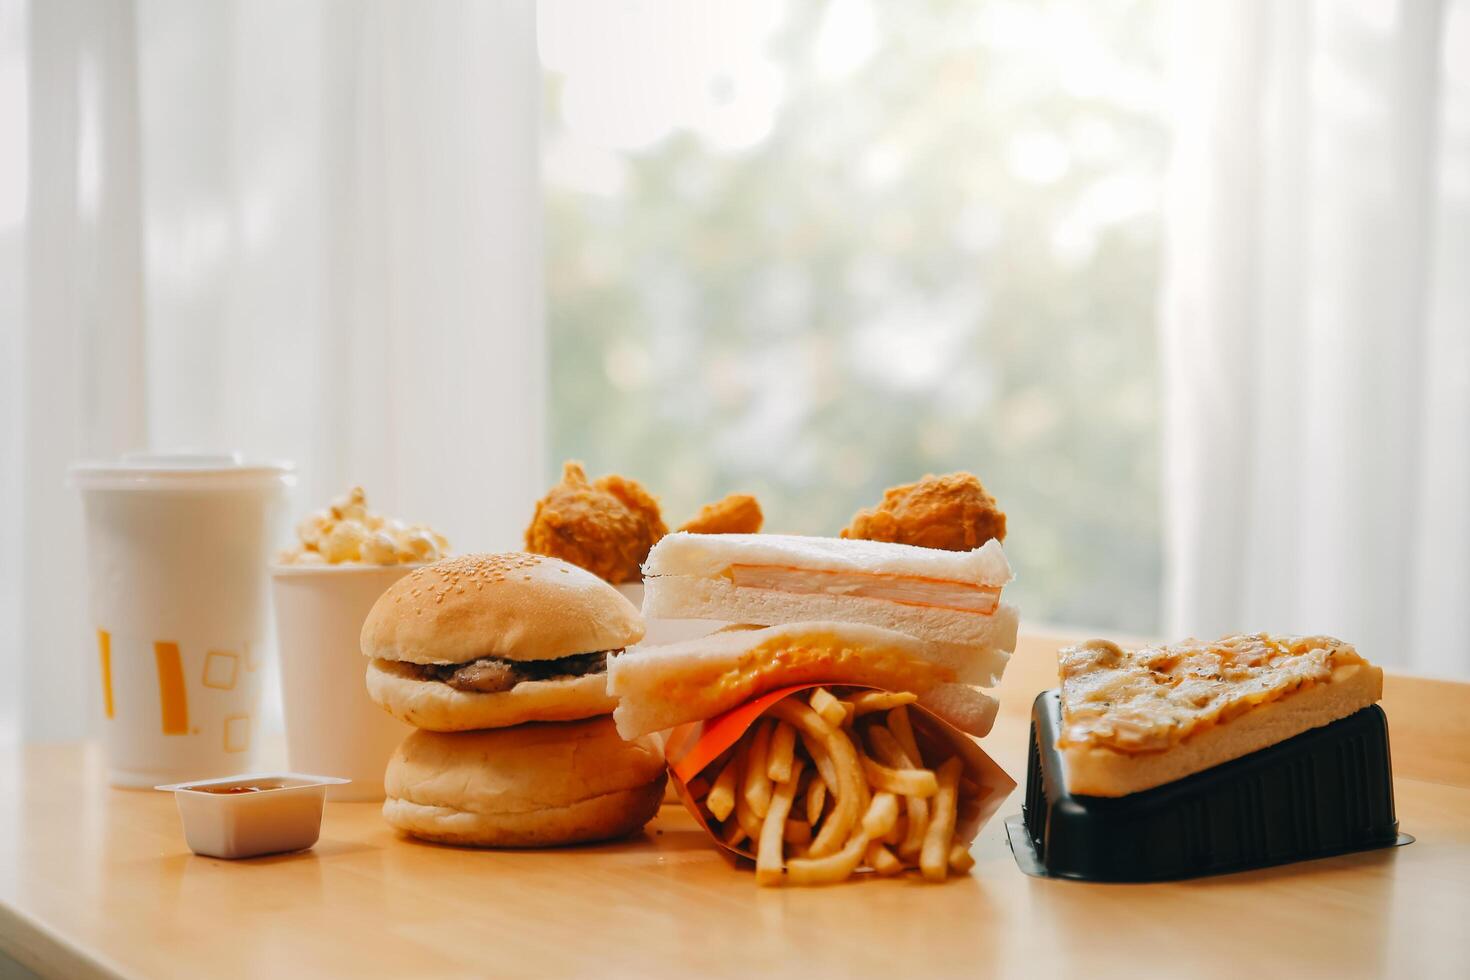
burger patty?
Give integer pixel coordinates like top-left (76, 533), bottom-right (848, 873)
top-left (415, 650), bottom-right (612, 694)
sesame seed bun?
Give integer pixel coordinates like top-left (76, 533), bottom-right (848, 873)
top-left (359, 553), bottom-right (644, 666)
top-left (382, 718), bottom-right (667, 847)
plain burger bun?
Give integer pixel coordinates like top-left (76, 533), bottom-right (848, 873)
top-left (366, 659), bottom-right (617, 732)
top-left (360, 552), bottom-right (644, 666)
top-left (382, 717), bottom-right (667, 848)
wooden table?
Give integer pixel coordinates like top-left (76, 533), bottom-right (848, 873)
top-left (3, 631), bottom-right (1468, 979)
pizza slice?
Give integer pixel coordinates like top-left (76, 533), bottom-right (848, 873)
top-left (1056, 633), bottom-right (1383, 797)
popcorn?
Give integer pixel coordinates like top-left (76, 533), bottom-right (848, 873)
top-left (330, 487), bottom-right (369, 523)
top-left (360, 530), bottom-right (399, 565)
top-left (296, 511), bottom-right (332, 550)
top-left (321, 522), bottom-right (366, 563)
top-left (400, 529), bottom-right (440, 562)
top-left (276, 486), bottom-right (449, 566)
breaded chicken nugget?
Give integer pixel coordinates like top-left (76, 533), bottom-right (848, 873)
top-left (678, 493), bottom-right (764, 535)
top-left (524, 461), bottom-right (668, 583)
top-left (841, 472), bottom-right (1005, 551)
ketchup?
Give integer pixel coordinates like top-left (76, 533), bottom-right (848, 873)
top-left (190, 781), bottom-right (287, 794)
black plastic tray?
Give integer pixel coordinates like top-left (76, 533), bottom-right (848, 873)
top-left (1009, 689), bottom-right (1407, 882)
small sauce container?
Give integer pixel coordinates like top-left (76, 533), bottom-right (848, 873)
top-left (155, 773), bottom-right (349, 859)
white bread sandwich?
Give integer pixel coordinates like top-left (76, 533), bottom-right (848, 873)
top-left (361, 553), bottom-right (643, 731)
top-left (608, 621), bottom-right (1000, 740)
top-left (383, 717), bottom-right (666, 847)
top-left (641, 533), bottom-right (1017, 686)
top-left (1057, 634), bottom-right (1383, 797)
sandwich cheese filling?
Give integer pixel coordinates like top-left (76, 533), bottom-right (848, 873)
top-left (722, 564), bottom-right (1001, 615)
top-left (654, 631), bottom-right (956, 704)
top-left (407, 650), bottom-right (612, 694)
top-left (1057, 633), bottom-right (1367, 754)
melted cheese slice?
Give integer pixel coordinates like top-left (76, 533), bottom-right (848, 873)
top-left (1057, 633), bottom-right (1367, 754)
top-left (655, 629), bottom-right (956, 706)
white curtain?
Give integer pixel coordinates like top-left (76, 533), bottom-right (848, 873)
top-left (1, 0), bottom-right (543, 744)
top-left (1163, 0), bottom-right (1470, 677)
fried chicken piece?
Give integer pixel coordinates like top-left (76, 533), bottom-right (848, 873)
top-left (841, 472), bottom-right (1006, 551)
top-left (678, 493), bottom-right (764, 535)
top-left (524, 461), bottom-right (668, 583)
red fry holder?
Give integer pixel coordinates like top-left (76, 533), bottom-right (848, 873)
top-left (664, 683), bottom-right (1016, 862)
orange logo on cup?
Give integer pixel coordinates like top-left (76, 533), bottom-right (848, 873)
top-left (153, 641), bottom-right (190, 735)
top-left (96, 630), bottom-right (115, 720)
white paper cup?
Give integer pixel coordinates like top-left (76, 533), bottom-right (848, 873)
top-left (70, 453), bottom-right (293, 788)
top-left (271, 564), bottom-right (417, 801)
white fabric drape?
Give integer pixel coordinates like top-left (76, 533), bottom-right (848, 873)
top-left (1163, 0), bottom-right (1470, 677)
top-left (1, 0), bottom-right (542, 743)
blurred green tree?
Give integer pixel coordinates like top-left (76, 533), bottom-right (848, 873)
top-left (544, 0), bottom-right (1166, 632)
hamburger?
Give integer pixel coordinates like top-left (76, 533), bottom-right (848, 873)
top-left (362, 552), bottom-right (666, 848)
top-left (361, 553), bottom-right (643, 731)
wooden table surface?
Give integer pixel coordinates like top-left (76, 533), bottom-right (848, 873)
top-left (3, 630), bottom-right (1469, 979)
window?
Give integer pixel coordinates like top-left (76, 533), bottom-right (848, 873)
top-left (543, 0), bottom-right (1169, 633)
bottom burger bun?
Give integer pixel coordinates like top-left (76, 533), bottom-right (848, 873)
top-left (383, 717), bottom-right (667, 848)
top-left (367, 658), bottom-right (617, 732)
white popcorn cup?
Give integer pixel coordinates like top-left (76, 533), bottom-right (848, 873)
top-left (271, 565), bottom-right (417, 801)
top-left (70, 453), bottom-right (294, 788)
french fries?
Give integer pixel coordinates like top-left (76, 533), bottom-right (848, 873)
top-left (920, 757), bottom-right (963, 882)
top-left (850, 690), bottom-right (918, 715)
top-left (883, 812), bottom-right (905, 846)
top-left (742, 720), bottom-right (774, 818)
top-left (733, 767), bottom-right (765, 841)
top-left (898, 796), bottom-right (929, 860)
top-left (869, 715), bottom-right (931, 859)
top-left (862, 792), bottom-right (900, 838)
top-left (859, 754), bottom-right (940, 797)
top-left (767, 721), bottom-right (797, 784)
top-left (769, 699), bottom-right (864, 858)
top-left (809, 687), bottom-right (848, 729)
top-left (805, 776), bottom-right (827, 826)
top-left (887, 705), bottom-right (925, 767)
top-left (706, 752), bottom-right (740, 823)
top-left (866, 841), bottom-right (904, 876)
top-left (693, 686), bottom-right (981, 887)
top-left (786, 830), bottom-right (870, 886)
top-left (757, 757), bottom-right (805, 885)
top-left (784, 820), bottom-right (813, 845)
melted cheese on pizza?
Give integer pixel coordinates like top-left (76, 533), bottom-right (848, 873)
top-left (1057, 633), bottom-right (1366, 754)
